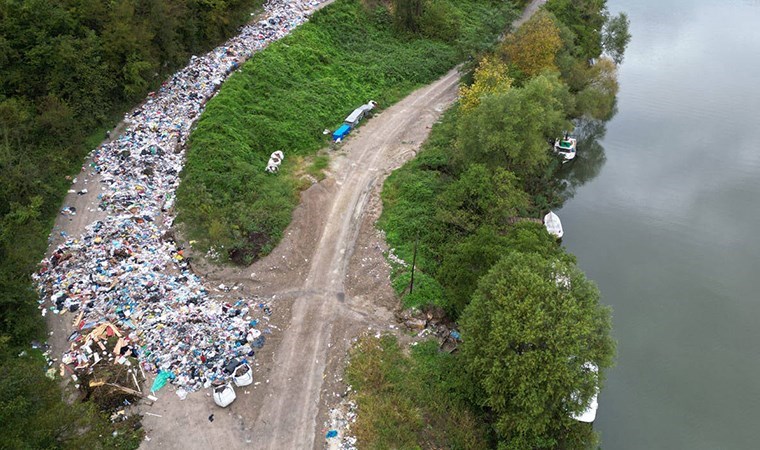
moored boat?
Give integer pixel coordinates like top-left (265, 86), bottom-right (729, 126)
top-left (544, 211), bottom-right (564, 239)
top-left (571, 362), bottom-right (599, 423)
top-left (553, 134), bottom-right (577, 162)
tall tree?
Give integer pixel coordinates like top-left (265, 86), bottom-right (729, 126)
top-left (455, 72), bottom-right (573, 177)
top-left (545, 0), bottom-right (608, 60)
top-left (436, 164), bottom-right (528, 235)
top-left (500, 9), bottom-right (563, 78)
top-left (458, 56), bottom-right (513, 112)
top-left (460, 252), bottom-right (615, 449)
top-left (602, 12), bottom-right (632, 65)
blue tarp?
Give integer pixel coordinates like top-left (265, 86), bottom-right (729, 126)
top-left (332, 124), bottom-right (351, 141)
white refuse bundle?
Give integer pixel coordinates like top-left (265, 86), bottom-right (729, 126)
top-left (266, 150), bottom-right (285, 173)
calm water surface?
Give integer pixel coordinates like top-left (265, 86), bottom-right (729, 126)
top-left (558, 0), bottom-right (760, 448)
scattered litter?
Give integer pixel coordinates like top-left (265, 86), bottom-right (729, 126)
top-left (32, 0), bottom-right (328, 398)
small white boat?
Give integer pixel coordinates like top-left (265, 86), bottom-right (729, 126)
top-left (553, 135), bottom-right (576, 162)
top-left (213, 382), bottom-right (236, 407)
top-left (571, 362), bottom-right (599, 423)
top-left (544, 211), bottom-right (564, 239)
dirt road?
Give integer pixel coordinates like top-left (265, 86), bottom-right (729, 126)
top-left (248, 68), bottom-right (461, 449)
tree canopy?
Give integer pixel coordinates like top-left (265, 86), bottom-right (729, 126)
top-left (460, 251), bottom-right (615, 449)
top-left (603, 12), bottom-right (632, 65)
top-left (500, 10), bottom-right (563, 78)
top-left (544, 0), bottom-right (609, 60)
top-left (459, 56), bottom-right (513, 112)
top-left (455, 72), bottom-right (573, 176)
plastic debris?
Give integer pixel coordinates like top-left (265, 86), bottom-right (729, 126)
top-left (33, 0), bottom-right (328, 396)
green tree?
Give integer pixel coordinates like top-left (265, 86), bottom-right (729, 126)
top-left (460, 252), bottom-right (615, 449)
top-left (602, 12), bottom-right (632, 65)
top-left (393, 0), bottom-right (425, 32)
top-left (545, 0), bottom-right (608, 60)
top-left (503, 221), bottom-right (572, 262)
top-left (438, 225), bottom-right (510, 318)
top-left (436, 164), bottom-right (528, 235)
top-left (500, 10), bottom-right (563, 79)
top-left (455, 72), bottom-right (573, 177)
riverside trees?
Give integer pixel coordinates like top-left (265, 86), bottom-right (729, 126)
top-left (361, 0), bottom-right (630, 447)
top-left (460, 252), bottom-right (614, 449)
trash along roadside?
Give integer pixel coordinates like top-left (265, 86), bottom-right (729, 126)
top-left (33, 0), bottom-right (327, 410)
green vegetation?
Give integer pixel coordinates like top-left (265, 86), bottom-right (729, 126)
top-left (348, 0), bottom-right (631, 447)
top-left (0, 339), bottom-right (144, 449)
top-left (0, 0), bottom-right (269, 447)
top-left (346, 335), bottom-right (489, 448)
top-left (461, 253), bottom-right (614, 448)
top-left (306, 154), bottom-right (331, 181)
top-left (176, 0), bottom-right (517, 264)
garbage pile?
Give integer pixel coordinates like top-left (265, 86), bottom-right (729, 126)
top-left (397, 306), bottom-right (462, 353)
top-left (36, 215), bottom-right (275, 393)
top-left (33, 0), bottom-right (326, 395)
top-left (324, 392), bottom-right (358, 450)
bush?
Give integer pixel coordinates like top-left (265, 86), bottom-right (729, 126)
top-left (346, 335), bottom-right (489, 448)
top-left (420, 1), bottom-right (462, 43)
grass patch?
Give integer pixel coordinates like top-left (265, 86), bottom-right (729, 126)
top-left (305, 154), bottom-right (330, 181)
top-left (346, 335), bottom-right (489, 449)
top-left (176, 0), bottom-right (516, 264)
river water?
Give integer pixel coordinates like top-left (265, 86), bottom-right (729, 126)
top-left (558, 0), bottom-right (760, 448)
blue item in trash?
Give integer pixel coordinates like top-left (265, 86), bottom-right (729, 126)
top-left (332, 124), bottom-right (351, 141)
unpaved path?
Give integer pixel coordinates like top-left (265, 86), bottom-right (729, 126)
top-left (247, 69), bottom-right (461, 449)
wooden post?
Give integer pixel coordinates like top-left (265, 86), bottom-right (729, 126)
top-left (409, 233), bottom-right (419, 294)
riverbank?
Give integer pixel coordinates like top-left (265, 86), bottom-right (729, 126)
top-left (340, 0), bottom-right (629, 447)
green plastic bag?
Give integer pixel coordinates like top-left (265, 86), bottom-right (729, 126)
top-left (151, 370), bottom-right (174, 392)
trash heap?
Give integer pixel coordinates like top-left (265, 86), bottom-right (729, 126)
top-left (33, 0), bottom-right (326, 394)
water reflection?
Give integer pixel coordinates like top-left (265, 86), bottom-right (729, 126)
top-left (554, 117), bottom-right (610, 205)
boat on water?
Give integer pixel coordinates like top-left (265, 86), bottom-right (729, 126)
top-left (544, 211), bottom-right (564, 239)
top-left (570, 362), bottom-right (599, 423)
top-left (553, 133), bottom-right (577, 162)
